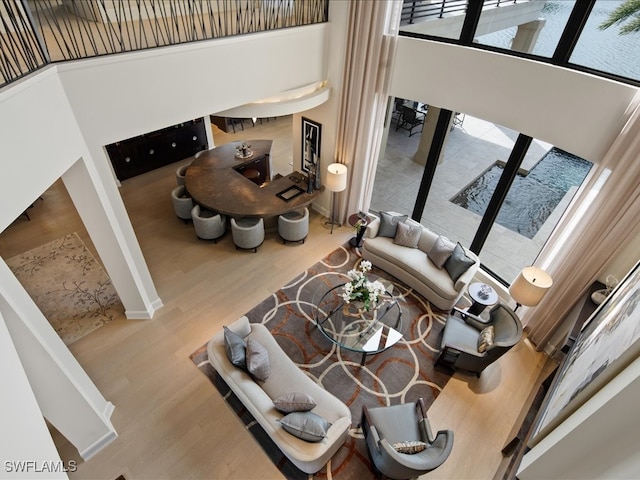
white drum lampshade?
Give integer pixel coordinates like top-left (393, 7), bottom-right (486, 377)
top-left (509, 266), bottom-right (553, 310)
top-left (326, 163), bottom-right (347, 192)
top-left (325, 163), bottom-right (348, 233)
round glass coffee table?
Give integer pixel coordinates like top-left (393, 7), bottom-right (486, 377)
top-left (312, 277), bottom-right (403, 365)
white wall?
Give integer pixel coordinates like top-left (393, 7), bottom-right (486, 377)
top-left (57, 25), bottom-right (328, 147)
top-left (390, 36), bottom-right (638, 163)
top-left (519, 356), bottom-right (640, 479)
top-left (0, 259), bottom-right (117, 463)
top-left (0, 22), bottom-right (334, 466)
top-left (0, 313), bottom-right (68, 480)
top-left (0, 70), bottom-right (83, 228)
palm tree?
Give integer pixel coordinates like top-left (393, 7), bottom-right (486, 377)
top-left (599, 0), bottom-right (640, 35)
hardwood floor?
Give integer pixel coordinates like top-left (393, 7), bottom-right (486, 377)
top-left (0, 117), bottom-right (553, 479)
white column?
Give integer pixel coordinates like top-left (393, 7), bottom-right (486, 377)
top-left (413, 106), bottom-right (453, 166)
top-left (512, 19), bottom-right (546, 54)
top-left (0, 312), bottom-right (69, 479)
top-left (203, 115), bottom-right (215, 148)
top-left (0, 259), bottom-right (117, 461)
top-left (61, 157), bottom-right (163, 319)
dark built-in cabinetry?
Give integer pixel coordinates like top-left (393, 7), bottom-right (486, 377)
top-left (106, 118), bottom-right (208, 180)
top-left (233, 155), bottom-right (269, 186)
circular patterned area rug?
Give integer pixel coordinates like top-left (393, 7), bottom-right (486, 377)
top-left (190, 244), bottom-right (452, 479)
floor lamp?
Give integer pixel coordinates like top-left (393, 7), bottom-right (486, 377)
top-left (325, 163), bottom-right (347, 234)
top-left (509, 266), bottom-right (553, 312)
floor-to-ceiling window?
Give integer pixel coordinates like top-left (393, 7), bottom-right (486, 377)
top-left (372, 102), bottom-right (593, 283)
top-left (474, 1), bottom-right (640, 82)
top-left (380, 0), bottom-right (637, 284)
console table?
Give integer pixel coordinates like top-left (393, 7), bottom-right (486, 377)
top-left (185, 140), bottom-right (324, 218)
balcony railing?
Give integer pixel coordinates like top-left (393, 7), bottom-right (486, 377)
top-left (401, 0), bottom-right (520, 26)
top-left (0, 0), bottom-right (328, 88)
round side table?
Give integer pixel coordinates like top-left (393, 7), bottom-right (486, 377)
top-left (468, 282), bottom-right (498, 315)
top-left (348, 213), bottom-right (371, 248)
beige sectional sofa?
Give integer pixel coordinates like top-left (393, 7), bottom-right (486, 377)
top-left (361, 213), bottom-right (479, 311)
top-left (207, 316), bottom-right (351, 474)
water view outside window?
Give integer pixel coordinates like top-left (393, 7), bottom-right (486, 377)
top-left (475, 0), bottom-right (574, 56)
top-left (571, 1), bottom-right (640, 82)
top-left (475, 1), bottom-right (640, 82)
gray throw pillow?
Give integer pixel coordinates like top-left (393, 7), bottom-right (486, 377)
top-left (444, 242), bottom-right (475, 282)
top-left (477, 325), bottom-right (495, 353)
top-left (393, 221), bottom-right (421, 248)
top-left (246, 337), bottom-right (270, 381)
top-left (392, 440), bottom-right (428, 454)
top-left (428, 235), bottom-right (456, 269)
top-left (378, 212), bottom-right (408, 238)
top-left (273, 392), bottom-right (316, 413)
top-left (223, 326), bottom-right (246, 369)
top-left (278, 411), bottom-right (331, 443)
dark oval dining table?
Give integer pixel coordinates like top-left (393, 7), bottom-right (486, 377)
top-left (184, 140), bottom-right (323, 218)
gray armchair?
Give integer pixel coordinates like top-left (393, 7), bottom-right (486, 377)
top-left (175, 163), bottom-right (189, 186)
top-left (231, 217), bottom-right (264, 252)
top-left (362, 398), bottom-right (453, 480)
top-left (278, 207), bottom-right (309, 244)
top-left (435, 303), bottom-right (522, 377)
top-left (191, 205), bottom-right (226, 242)
top-left (171, 185), bottom-right (193, 223)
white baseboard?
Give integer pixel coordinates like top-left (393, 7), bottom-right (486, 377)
top-left (125, 298), bottom-right (164, 319)
top-left (79, 429), bottom-right (118, 461)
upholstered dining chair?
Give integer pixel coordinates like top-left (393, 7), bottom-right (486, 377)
top-left (278, 207), bottom-right (309, 244)
top-left (191, 205), bottom-right (226, 243)
top-left (175, 163), bottom-right (189, 186)
top-left (231, 217), bottom-right (264, 252)
top-left (435, 303), bottom-right (523, 377)
top-left (362, 398), bottom-right (454, 480)
top-left (171, 185), bottom-right (193, 223)
top-left (395, 105), bottom-right (425, 137)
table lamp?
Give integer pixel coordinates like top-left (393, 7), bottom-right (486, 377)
top-left (509, 266), bottom-right (553, 312)
top-left (325, 163), bottom-right (348, 234)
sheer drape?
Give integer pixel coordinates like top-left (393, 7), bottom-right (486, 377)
top-left (334, 0), bottom-right (401, 222)
top-left (523, 94), bottom-right (640, 352)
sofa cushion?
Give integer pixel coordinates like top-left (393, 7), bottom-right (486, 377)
top-left (440, 315), bottom-right (480, 353)
top-left (394, 221), bottom-right (421, 248)
top-left (246, 337), bottom-right (270, 381)
top-left (207, 320), bottom-right (352, 474)
top-left (378, 212), bottom-right (408, 238)
top-left (445, 243), bottom-right (476, 282)
top-left (428, 236), bottom-right (456, 268)
top-left (223, 326), bottom-right (247, 369)
top-left (364, 237), bottom-right (458, 300)
top-left (273, 392), bottom-right (316, 413)
top-left (278, 411), bottom-right (331, 443)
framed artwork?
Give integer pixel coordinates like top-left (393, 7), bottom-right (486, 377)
top-left (301, 117), bottom-right (321, 173)
top-left (529, 260), bottom-right (640, 447)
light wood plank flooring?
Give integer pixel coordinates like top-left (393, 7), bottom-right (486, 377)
top-left (0, 117), bottom-right (552, 479)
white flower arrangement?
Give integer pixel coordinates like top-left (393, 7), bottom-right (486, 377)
top-left (341, 260), bottom-right (386, 312)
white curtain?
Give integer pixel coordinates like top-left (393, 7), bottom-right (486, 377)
top-left (333, 0), bottom-right (402, 222)
top-left (523, 93), bottom-right (640, 351)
